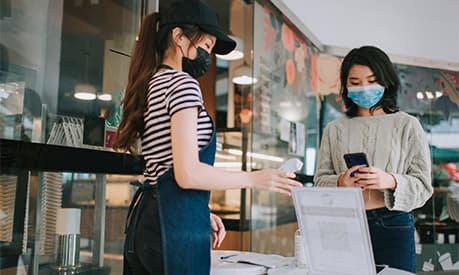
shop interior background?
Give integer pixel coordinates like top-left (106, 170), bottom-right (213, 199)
top-left (0, 0), bottom-right (458, 274)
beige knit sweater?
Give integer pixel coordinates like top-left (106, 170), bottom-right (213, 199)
top-left (313, 111), bottom-right (433, 212)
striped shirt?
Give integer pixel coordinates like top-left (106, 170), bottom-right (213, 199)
top-left (142, 69), bottom-right (213, 184)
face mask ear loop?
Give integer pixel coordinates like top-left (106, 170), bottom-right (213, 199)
top-left (178, 44), bottom-right (186, 59)
top-left (179, 35), bottom-right (198, 60)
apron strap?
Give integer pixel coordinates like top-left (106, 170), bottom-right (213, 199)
top-left (125, 180), bottom-right (152, 253)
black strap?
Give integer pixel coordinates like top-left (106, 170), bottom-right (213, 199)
top-left (125, 180), bottom-right (153, 254)
top-left (158, 64), bottom-right (174, 70)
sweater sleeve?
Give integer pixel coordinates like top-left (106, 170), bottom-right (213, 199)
top-left (384, 118), bottom-right (433, 212)
top-left (314, 125), bottom-right (339, 187)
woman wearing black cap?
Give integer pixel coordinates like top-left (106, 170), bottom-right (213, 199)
top-left (113, 1), bottom-right (301, 274)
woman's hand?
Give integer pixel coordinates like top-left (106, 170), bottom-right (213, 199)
top-left (210, 213), bottom-right (225, 248)
top-left (338, 165), bottom-right (366, 187)
top-left (354, 166), bottom-right (397, 190)
top-left (249, 169), bottom-right (302, 196)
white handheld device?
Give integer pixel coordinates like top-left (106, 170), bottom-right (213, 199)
top-left (279, 158), bottom-right (303, 173)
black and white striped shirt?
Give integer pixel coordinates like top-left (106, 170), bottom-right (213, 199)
top-left (142, 69), bottom-right (213, 184)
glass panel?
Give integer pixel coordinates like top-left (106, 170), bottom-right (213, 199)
top-left (397, 64), bottom-right (459, 272)
top-left (206, 0), bottom-right (246, 248)
top-left (0, 169), bottom-right (140, 274)
top-left (250, 0), bottom-right (320, 256)
top-left (67, 173), bottom-right (138, 274)
top-left (0, 0), bottom-right (142, 149)
top-left (1, 0), bottom-right (146, 273)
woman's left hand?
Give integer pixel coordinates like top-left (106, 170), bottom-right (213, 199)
top-left (210, 213), bottom-right (226, 248)
top-left (354, 166), bottom-right (397, 190)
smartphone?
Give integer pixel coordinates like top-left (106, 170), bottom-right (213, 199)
top-left (343, 152), bottom-right (369, 177)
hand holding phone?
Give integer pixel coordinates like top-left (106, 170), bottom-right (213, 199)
top-left (343, 152), bottom-right (369, 177)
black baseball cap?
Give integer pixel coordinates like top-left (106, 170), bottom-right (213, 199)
top-left (159, 0), bottom-right (236, 55)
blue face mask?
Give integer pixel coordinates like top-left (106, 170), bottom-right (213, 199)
top-left (347, 84), bottom-right (385, 109)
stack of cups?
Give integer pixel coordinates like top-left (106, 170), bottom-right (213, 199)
top-left (55, 208), bottom-right (81, 273)
top-left (438, 251), bottom-right (454, 270)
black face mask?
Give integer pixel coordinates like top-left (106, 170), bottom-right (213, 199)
top-left (182, 46), bottom-right (212, 78)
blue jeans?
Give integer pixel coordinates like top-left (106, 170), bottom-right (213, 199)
top-left (366, 207), bottom-right (416, 273)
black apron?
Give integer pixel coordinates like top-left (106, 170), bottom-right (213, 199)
top-left (124, 126), bottom-right (216, 275)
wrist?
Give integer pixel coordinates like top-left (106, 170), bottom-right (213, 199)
top-left (337, 173), bottom-right (343, 187)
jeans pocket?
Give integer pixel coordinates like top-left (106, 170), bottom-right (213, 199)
top-left (380, 212), bottom-right (413, 230)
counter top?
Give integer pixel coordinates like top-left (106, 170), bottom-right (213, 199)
top-left (0, 138), bottom-right (144, 174)
top-left (1, 139), bottom-right (298, 232)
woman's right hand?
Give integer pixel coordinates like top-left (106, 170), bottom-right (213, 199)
top-left (248, 169), bottom-right (302, 196)
top-left (337, 165), bottom-right (366, 187)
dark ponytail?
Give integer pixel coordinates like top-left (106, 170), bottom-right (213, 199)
top-left (113, 13), bottom-right (161, 154)
top-left (113, 12), bottom-right (204, 154)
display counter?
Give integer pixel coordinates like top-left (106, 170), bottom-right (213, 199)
top-left (0, 139), bottom-right (144, 174)
top-left (0, 138), bottom-right (300, 273)
top-left (0, 138), bottom-right (145, 274)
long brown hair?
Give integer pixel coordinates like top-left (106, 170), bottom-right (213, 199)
top-left (113, 12), bottom-right (204, 154)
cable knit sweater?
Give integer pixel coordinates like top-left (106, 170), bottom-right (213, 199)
top-left (314, 111), bottom-right (433, 212)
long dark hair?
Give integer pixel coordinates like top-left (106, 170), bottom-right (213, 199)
top-left (340, 45), bottom-right (400, 117)
top-left (113, 13), bottom-right (204, 154)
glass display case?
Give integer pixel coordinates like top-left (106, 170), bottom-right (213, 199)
top-left (205, 0), bottom-right (320, 253)
top-left (0, 0), bottom-right (142, 147)
top-left (243, 0), bottom-right (320, 256)
top-left (0, 1), bottom-right (149, 274)
top-left (397, 65), bottom-right (459, 272)
top-left (0, 138), bottom-right (145, 274)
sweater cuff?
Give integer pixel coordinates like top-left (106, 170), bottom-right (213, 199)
top-left (384, 173), bottom-right (411, 211)
top-left (314, 175), bottom-right (339, 187)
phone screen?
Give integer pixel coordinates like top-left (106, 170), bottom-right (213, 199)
top-left (343, 153), bottom-right (369, 177)
top-left (344, 153), bottom-right (369, 168)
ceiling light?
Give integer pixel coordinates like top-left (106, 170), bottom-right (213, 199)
top-left (74, 53), bottom-right (97, 100)
top-left (74, 83), bottom-right (96, 100)
top-left (74, 92), bottom-right (96, 100)
top-left (97, 93), bottom-right (112, 101)
top-left (217, 51), bottom-right (244, 61)
top-left (425, 91), bottom-right (434, 99)
top-left (232, 63), bottom-right (258, 85)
